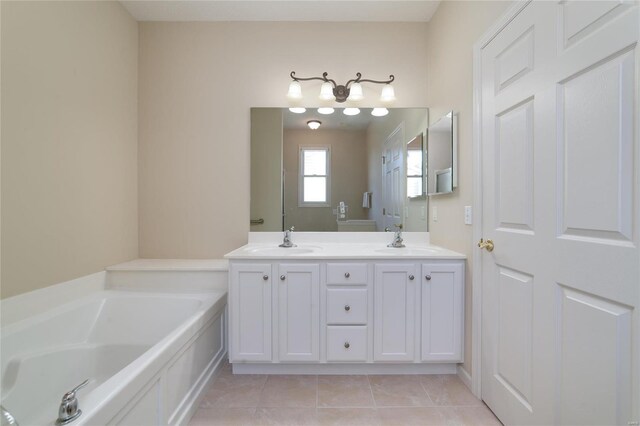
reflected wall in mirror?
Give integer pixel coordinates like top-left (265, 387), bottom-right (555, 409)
top-left (427, 111), bottom-right (457, 196)
top-left (251, 108), bottom-right (429, 232)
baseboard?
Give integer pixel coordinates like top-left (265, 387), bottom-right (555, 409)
top-left (232, 363), bottom-right (458, 375)
top-left (457, 364), bottom-right (473, 392)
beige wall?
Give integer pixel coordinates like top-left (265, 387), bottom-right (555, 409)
top-left (1, 1), bottom-right (139, 298)
top-left (425, 0), bottom-right (512, 375)
top-left (138, 22), bottom-right (429, 257)
top-left (283, 128), bottom-right (368, 231)
top-left (251, 108), bottom-right (283, 232)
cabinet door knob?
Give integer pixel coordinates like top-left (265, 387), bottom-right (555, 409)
top-left (409, 275), bottom-right (415, 281)
top-left (263, 275), bottom-right (269, 281)
top-left (280, 275), bottom-right (286, 281)
top-left (344, 304), bottom-right (351, 312)
top-left (344, 342), bottom-right (350, 349)
top-left (425, 275), bottom-right (431, 281)
top-left (344, 272), bottom-right (350, 278)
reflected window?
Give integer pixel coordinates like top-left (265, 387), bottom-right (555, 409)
top-left (299, 147), bottom-right (330, 207)
top-left (407, 149), bottom-right (423, 197)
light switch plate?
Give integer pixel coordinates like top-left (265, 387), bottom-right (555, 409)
top-left (432, 206), bottom-right (438, 222)
top-left (464, 206), bottom-right (472, 225)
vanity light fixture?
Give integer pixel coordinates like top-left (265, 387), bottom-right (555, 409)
top-left (343, 108), bottom-right (360, 116)
top-left (317, 107), bottom-right (334, 115)
top-left (307, 120), bottom-right (322, 130)
top-left (288, 71), bottom-right (395, 103)
top-left (289, 107), bottom-right (306, 114)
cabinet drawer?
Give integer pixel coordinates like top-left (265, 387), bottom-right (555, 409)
top-left (326, 326), bottom-right (367, 362)
top-left (326, 263), bottom-right (368, 285)
top-left (326, 288), bottom-right (368, 325)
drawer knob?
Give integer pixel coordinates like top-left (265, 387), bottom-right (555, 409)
top-left (263, 275), bottom-right (269, 281)
top-left (425, 275), bottom-right (432, 281)
top-left (344, 272), bottom-right (350, 278)
top-left (409, 275), bottom-right (415, 281)
top-left (344, 342), bottom-right (350, 349)
top-left (344, 304), bottom-right (351, 312)
top-left (280, 275), bottom-right (286, 281)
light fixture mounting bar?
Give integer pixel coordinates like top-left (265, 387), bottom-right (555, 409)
top-left (289, 71), bottom-right (395, 103)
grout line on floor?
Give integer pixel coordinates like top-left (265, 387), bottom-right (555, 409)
top-left (366, 375), bottom-right (378, 409)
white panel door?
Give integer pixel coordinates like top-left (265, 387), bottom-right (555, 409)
top-left (277, 263), bottom-right (320, 362)
top-left (382, 124), bottom-right (405, 231)
top-left (230, 263), bottom-right (272, 362)
top-left (479, 2), bottom-right (638, 425)
top-left (373, 263), bottom-right (417, 361)
top-left (421, 263), bottom-right (463, 362)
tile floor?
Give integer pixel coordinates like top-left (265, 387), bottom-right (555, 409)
top-left (189, 361), bottom-right (501, 425)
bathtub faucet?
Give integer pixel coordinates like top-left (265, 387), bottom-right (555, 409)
top-left (1, 405), bottom-right (19, 426)
top-left (56, 379), bottom-right (89, 425)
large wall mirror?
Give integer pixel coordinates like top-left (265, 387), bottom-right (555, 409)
top-left (251, 108), bottom-right (429, 232)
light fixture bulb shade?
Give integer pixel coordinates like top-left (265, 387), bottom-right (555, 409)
top-left (371, 107), bottom-right (389, 117)
top-left (319, 82), bottom-right (335, 101)
top-left (287, 81), bottom-right (303, 100)
top-left (349, 83), bottom-right (364, 101)
top-left (289, 107), bottom-right (306, 114)
top-left (307, 120), bottom-right (322, 130)
top-left (343, 108), bottom-right (360, 116)
top-left (379, 84), bottom-right (396, 103)
top-left (317, 107), bottom-right (334, 115)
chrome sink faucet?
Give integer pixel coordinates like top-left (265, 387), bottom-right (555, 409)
top-left (279, 226), bottom-right (297, 248)
top-left (387, 224), bottom-right (405, 248)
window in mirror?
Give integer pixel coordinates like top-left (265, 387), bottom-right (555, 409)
top-left (299, 147), bottom-right (331, 206)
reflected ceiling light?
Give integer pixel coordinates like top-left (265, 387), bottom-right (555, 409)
top-left (288, 71), bottom-right (395, 103)
top-left (379, 84), bottom-right (396, 103)
top-left (307, 120), bottom-right (322, 130)
top-left (343, 108), bottom-right (360, 116)
top-left (287, 81), bottom-right (303, 100)
top-left (289, 107), bottom-right (306, 114)
top-left (371, 107), bottom-right (389, 117)
top-left (317, 107), bottom-right (334, 115)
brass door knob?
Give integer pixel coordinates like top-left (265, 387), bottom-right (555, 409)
top-left (478, 238), bottom-right (494, 252)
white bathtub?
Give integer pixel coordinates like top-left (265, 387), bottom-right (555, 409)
top-left (1, 286), bottom-right (227, 425)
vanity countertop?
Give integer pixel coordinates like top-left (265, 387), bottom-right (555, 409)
top-left (224, 242), bottom-right (465, 260)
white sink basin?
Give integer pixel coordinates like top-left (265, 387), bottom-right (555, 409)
top-left (245, 246), bottom-right (320, 255)
top-left (374, 247), bottom-right (442, 255)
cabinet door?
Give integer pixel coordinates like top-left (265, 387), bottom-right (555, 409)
top-left (278, 263), bottom-right (320, 362)
top-left (373, 263), bottom-right (417, 361)
top-left (230, 263), bottom-right (272, 361)
top-left (421, 263), bottom-right (463, 362)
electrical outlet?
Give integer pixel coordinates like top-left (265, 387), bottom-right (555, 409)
top-left (432, 206), bottom-right (438, 222)
top-left (464, 206), bottom-right (472, 225)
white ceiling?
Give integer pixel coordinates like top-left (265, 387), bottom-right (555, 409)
top-left (120, 0), bottom-right (441, 22)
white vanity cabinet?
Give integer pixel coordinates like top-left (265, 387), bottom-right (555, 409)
top-left (373, 263), bottom-right (418, 362)
top-left (228, 255), bottom-right (464, 372)
top-left (421, 263), bottom-right (464, 362)
top-left (229, 263), bottom-right (272, 361)
top-left (277, 263), bottom-right (320, 362)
